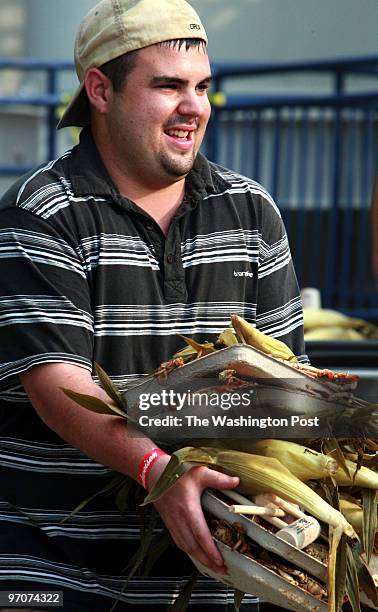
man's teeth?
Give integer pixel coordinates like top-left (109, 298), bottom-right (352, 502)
top-left (167, 129), bottom-right (189, 138)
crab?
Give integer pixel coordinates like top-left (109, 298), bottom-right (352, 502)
top-left (153, 357), bottom-right (185, 382)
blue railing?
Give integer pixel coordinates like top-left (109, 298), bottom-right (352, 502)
top-left (0, 59), bottom-right (73, 170)
top-left (1, 56), bottom-right (378, 319)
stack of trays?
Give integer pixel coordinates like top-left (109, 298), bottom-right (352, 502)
top-left (195, 490), bottom-right (328, 612)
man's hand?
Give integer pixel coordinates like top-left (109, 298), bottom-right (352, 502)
top-left (148, 456), bottom-right (239, 574)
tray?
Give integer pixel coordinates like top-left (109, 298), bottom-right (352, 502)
top-left (123, 345), bottom-right (374, 439)
top-left (191, 541), bottom-right (327, 611)
top-left (124, 345), bottom-right (355, 410)
top-left (201, 490), bottom-right (327, 583)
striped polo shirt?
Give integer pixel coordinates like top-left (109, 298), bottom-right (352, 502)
top-left (0, 128), bottom-right (306, 610)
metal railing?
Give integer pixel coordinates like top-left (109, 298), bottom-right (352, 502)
top-left (1, 56), bottom-right (377, 318)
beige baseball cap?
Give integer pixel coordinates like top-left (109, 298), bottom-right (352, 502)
top-left (57, 0), bottom-right (207, 129)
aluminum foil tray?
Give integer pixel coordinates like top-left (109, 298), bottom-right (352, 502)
top-left (124, 345), bottom-right (354, 413)
top-left (202, 490), bottom-right (327, 583)
top-left (190, 541), bottom-right (327, 612)
top-left (122, 346), bottom-right (369, 440)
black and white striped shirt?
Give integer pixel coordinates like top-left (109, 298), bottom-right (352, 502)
top-left (0, 128), bottom-right (306, 610)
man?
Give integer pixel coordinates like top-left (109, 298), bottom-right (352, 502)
top-left (0, 0), bottom-right (307, 610)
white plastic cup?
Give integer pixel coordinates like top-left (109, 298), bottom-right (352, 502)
top-left (276, 515), bottom-right (321, 549)
top-left (301, 287), bottom-right (322, 310)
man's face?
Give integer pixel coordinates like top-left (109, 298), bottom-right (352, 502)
top-left (106, 43), bottom-right (212, 188)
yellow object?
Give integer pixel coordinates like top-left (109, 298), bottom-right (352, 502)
top-left (195, 447), bottom-right (355, 536)
top-left (209, 91), bottom-right (227, 106)
top-left (339, 497), bottom-right (363, 533)
top-left (303, 309), bottom-right (351, 331)
top-left (303, 309), bottom-right (378, 339)
top-left (246, 439), bottom-right (378, 490)
top-left (304, 326), bottom-right (364, 341)
top-left (215, 328), bottom-right (238, 347)
top-left (231, 314), bottom-right (297, 362)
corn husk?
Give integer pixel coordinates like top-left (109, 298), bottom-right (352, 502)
top-left (231, 314), bottom-right (297, 361)
top-left (303, 309), bottom-right (378, 339)
top-left (245, 439), bottom-right (378, 489)
top-left (305, 326), bottom-right (364, 341)
top-left (362, 489), bottom-right (378, 563)
top-left (215, 328), bottom-right (239, 347)
top-left (340, 497), bottom-right (363, 533)
top-left (143, 446), bottom-right (356, 538)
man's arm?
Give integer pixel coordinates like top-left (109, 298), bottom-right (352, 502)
top-left (20, 362), bottom-right (238, 574)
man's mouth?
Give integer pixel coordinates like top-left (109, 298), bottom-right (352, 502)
top-left (165, 128), bottom-right (191, 140)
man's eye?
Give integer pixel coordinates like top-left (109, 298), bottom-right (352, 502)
top-left (197, 83), bottom-right (209, 92)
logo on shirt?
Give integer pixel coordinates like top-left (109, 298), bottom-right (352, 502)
top-left (190, 23), bottom-right (201, 30)
top-left (234, 270), bottom-right (253, 278)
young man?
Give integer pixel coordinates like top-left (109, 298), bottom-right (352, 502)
top-left (0, 0), bottom-right (307, 609)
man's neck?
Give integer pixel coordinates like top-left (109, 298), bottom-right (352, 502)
top-left (95, 135), bottom-right (187, 235)
top-left (126, 180), bottom-right (186, 235)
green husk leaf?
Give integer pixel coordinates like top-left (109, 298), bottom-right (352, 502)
top-left (108, 509), bottom-right (159, 612)
top-left (125, 508), bottom-right (158, 574)
top-left (172, 344), bottom-right (198, 360)
top-left (171, 570), bottom-right (199, 612)
top-left (143, 531), bottom-right (174, 577)
top-left (95, 362), bottom-right (124, 408)
top-left (346, 543), bottom-right (361, 612)
top-left (142, 447), bottom-right (214, 505)
top-left (60, 387), bottom-right (127, 418)
top-left (61, 473), bottom-right (124, 523)
top-left (177, 334), bottom-right (215, 356)
top-left (361, 488), bottom-right (377, 563)
top-left (328, 524), bottom-right (344, 612)
top-left (350, 541), bottom-right (378, 606)
top-left (233, 590), bottom-right (245, 611)
top-left (334, 532), bottom-right (348, 611)
top-left (323, 438), bottom-right (351, 481)
top-left (115, 477), bottom-right (134, 514)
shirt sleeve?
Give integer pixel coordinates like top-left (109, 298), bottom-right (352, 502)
top-left (0, 207), bottom-right (94, 384)
top-left (255, 195), bottom-right (308, 363)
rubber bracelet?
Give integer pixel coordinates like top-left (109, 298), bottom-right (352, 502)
top-left (138, 448), bottom-right (167, 489)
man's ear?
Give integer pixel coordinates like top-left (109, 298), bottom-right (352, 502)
top-left (84, 67), bottom-right (113, 115)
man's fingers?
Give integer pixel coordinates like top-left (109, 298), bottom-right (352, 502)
top-left (201, 468), bottom-right (239, 491)
top-left (163, 506), bottom-right (227, 574)
top-left (190, 502), bottom-right (224, 567)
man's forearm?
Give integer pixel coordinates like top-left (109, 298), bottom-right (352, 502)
top-left (19, 362), bottom-right (168, 485)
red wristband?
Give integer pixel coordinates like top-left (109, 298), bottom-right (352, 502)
top-left (138, 448), bottom-right (167, 489)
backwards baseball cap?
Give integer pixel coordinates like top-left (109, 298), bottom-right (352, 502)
top-left (57, 0), bottom-right (207, 129)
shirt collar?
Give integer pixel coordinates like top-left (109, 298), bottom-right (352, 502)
top-left (69, 127), bottom-right (231, 200)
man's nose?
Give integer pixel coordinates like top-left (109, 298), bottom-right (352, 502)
top-left (177, 90), bottom-right (208, 116)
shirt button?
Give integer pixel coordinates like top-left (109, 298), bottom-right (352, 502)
top-left (166, 253), bottom-right (174, 264)
top-left (146, 222), bottom-right (154, 230)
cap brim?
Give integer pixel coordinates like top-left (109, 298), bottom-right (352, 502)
top-left (57, 82), bottom-right (90, 130)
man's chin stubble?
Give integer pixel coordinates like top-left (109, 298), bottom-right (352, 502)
top-left (159, 151), bottom-right (196, 178)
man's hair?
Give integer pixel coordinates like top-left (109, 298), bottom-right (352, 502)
top-left (100, 38), bottom-right (206, 92)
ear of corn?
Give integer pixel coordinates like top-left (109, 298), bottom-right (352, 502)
top-left (303, 309), bottom-right (356, 331)
top-left (242, 439), bottom-right (339, 481)
top-left (143, 446), bottom-right (356, 538)
top-left (215, 328), bottom-right (239, 347)
top-left (340, 497), bottom-right (363, 533)
top-left (245, 439), bottom-right (378, 490)
top-left (303, 309), bottom-right (378, 339)
top-left (305, 326), bottom-right (364, 341)
top-left (231, 314), bottom-right (297, 361)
